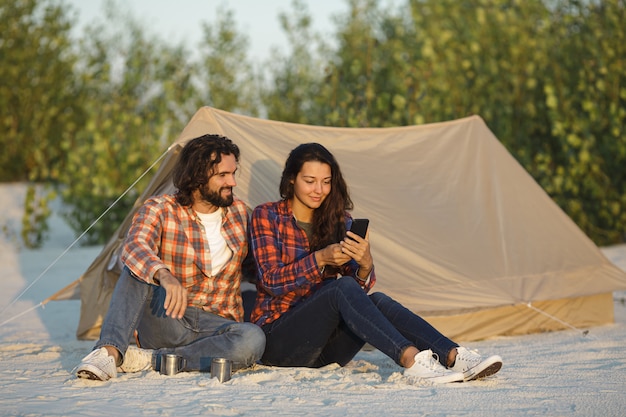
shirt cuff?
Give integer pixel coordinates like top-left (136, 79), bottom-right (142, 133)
top-left (355, 267), bottom-right (373, 286)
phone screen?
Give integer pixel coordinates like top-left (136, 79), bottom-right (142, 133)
top-left (349, 218), bottom-right (369, 239)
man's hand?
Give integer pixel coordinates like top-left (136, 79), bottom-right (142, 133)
top-left (155, 269), bottom-right (187, 319)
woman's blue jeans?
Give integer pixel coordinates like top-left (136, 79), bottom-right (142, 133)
top-left (95, 267), bottom-right (265, 371)
top-left (260, 277), bottom-right (458, 368)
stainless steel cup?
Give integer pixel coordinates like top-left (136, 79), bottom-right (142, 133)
top-left (160, 354), bottom-right (186, 375)
top-left (210, 357), bottom-right (232, 382)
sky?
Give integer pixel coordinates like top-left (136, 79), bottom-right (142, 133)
top-left (63, 0), bottom-right (354, 61)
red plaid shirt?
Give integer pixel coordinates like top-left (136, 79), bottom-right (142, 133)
top-left (121, 194), bottom-right (249, 322)
top-left (250, 199), bottom-right (376, 326)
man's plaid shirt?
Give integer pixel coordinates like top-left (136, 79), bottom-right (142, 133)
top-left (121, 194), bottom-right (249, 322)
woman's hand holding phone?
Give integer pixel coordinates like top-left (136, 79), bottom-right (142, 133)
top-left (342, 219), bottom-right (373, 272)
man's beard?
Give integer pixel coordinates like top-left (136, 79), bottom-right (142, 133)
top-left (199, 185), bottom-right (234, 207)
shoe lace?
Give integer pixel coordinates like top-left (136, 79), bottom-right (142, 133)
top-left (458, 347), bottom-right (481, 366)
top-left (417, 352), bottom-right (444, 372)
top-left (89, 348), bottom-right (112, 365)
top-left (429, 353), bottom-right (442, 370)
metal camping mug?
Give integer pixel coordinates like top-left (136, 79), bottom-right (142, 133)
top-left (210, 358), bottom-right (232, 382)
top-left (160, 354), bottom-right (186, 375)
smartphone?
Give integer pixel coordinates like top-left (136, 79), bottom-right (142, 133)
top-left (349, 218), bottom-right (369, 239)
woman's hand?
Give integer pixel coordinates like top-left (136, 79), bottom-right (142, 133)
top-left (341, 231), bottom-right (373, 271)
top-left (315, 243), bottom-right (352, 268)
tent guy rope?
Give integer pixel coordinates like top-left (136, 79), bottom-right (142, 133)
top-left (0, 147), bottom-right (171, 327)
top-left (525, 302), bottom-right (591, 337)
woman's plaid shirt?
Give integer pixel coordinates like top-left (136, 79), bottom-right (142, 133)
top-left (121, 194), bottom-right (249, 322)
top-left (249, 199), bottom-right (376, 327)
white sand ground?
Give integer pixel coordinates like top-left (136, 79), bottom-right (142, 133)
top-left (1, 183), bottom-right (625, 417)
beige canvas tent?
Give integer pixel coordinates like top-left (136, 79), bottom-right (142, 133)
top-left (51, 107), bottom-right (626, 341)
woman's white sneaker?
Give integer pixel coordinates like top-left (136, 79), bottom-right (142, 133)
top-left (404, 349), bottom-right (464, 383)
top-left (451, 347), bottom-right (502, 381)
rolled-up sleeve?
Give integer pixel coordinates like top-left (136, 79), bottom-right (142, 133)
top-left (121, 202), bottom-right (169, 284)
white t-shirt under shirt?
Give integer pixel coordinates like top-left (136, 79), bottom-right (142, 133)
top-left (196, 209), bottom-right (232, 276)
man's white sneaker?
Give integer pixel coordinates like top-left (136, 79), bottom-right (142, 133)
top-left (75, 347), bottom-right (117, 381)
top-left (404, 349), bottom-right (464, 383)
top-left (118, 345), bottom-right (154, 373)
top-left (451, 347), bottom-right (502, 381)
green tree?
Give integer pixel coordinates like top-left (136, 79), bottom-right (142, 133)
top-left (1, 0), bottom-right (84, 247)
top-left (539, 0), bottom-right (626, 244)
top-left (315, 0), bottom-right (415, 127)
top-left (197, 6), bottom-right (260, 115)
top-left (59, 1), bottom-right (200, 244)
top-left (261, 0), bottom-right (331, 123)
top-left (0, 0), bottom-right (83, 182)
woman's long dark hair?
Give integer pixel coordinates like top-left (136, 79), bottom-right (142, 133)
top-left (173, 134), bottom-right (240, 206)
top-left (280, 143), bottom-right (353, 251)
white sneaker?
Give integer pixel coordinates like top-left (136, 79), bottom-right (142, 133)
top-left (75, 347), bottom-right (117, 381)
top-left (451, 347), bottom-right (502, 381)
top-left (404, 349), bottom-right (464, 383)
top-left (118, 345), bottom-right (154, 373)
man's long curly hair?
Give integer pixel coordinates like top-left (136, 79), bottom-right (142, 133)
top-left (173, 134), bottom-right (240, 207)
top-left (279, 143), bottom-right (353, 251)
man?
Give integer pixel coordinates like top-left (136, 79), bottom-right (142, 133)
top-left (75, 134), bottom-right (266, 381)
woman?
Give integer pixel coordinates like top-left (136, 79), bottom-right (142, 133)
top-left (249, 143), bottom-right (502, 383)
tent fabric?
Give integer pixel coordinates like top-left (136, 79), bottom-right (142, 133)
top-left (56, 107), bottom-right (626, 341)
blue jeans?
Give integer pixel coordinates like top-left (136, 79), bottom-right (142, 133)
top-left (260, 277), bottom-right (458, 368)
top-left (95, 267), bottom-right (266, 372)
